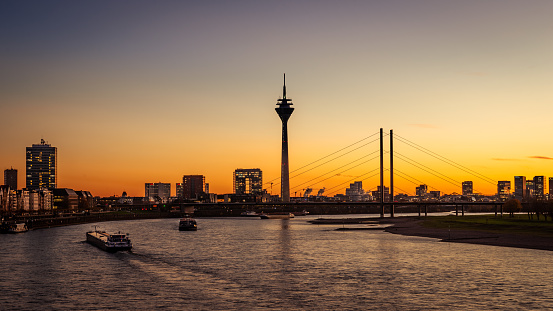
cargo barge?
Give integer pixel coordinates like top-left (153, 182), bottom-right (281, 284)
top-left (86, 229), bottom-right (132, 252)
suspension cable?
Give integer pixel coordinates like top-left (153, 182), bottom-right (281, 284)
top-left (265, 132), bottom-right (380, 185)
top-left (394, 134), bottom-right (497, 184)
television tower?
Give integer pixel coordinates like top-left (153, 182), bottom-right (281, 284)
top-left (275, 74), bottom-right (294, 202)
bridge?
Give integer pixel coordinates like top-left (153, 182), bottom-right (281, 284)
top-left (243, 128), bottom-right (502, 217)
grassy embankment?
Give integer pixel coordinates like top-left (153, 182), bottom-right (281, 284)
top-left (421, 214), bottom-right (553, 238)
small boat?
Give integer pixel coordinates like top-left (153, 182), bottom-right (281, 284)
top-left (86, 229), bottom-right (132, 252)
top-left (8, 223), bottom-right (28, 233)
top-left (259, 213), bottom-right (295, 219)
top-left (179, 218), bottom-right (198, 231)
top-left (292, 210), bottom-right (309, 216)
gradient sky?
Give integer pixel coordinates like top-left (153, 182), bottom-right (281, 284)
top-left (1, 0), bottom-right (552, 197)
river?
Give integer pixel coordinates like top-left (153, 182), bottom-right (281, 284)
top-left (1, 216), bottom-right (552, 310)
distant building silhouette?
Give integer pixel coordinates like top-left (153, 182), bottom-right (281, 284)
top-left (533, 176), bottom-right (546, 200)
top-left (462, 181), bottom-right (473, 195)
top-left (4, 168), bottom-right (17, 190)
top-left (145, 183), bottom-right (171, 201)
top-left (182, 175), bottom-right (205, 200)
top-left (372, 186), bottom-right (389, 202)
top-left (416, 184), bottom-right (428, 197)
top-left (26, 139), bottom-right (57, 190)
top-left (549, 177), bottom-right (553, 199)
top-left (497, 181), bottom-right (511, 200)
top-left (526, 180), bottom-right (535, 198)
top-left (514, 176), bottom-right (526, 200)
top-left (233, 168), bottom-right (262, 195)
top-left (176, 183), bottom-right (183, 198)
top-left (345, 181), bottom-right (364, 201)
top-left (429, 191), bottom-right (441, 198)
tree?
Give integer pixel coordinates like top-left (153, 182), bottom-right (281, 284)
top-left (503, 199), bottom-right (522, 217)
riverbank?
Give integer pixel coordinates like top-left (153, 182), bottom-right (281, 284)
top-left (381, 215), bottom-right (553, 252)
top-left (2, 211), bottom-right (185, 231)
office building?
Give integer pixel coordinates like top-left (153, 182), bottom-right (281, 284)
top-left (26, 139), bottom-right (57, 190)
top-left (533, 176), bottom-right (546, 200)
top-left (526, 180), bottom-right (535, 198)
top-left (497, 181), bottom-right (511, 200)
top-left (176, 183), bottom-right (184, 198)
top-left (53, 188), bottom-right (78, 210)
top-left (514, 176), bottom-right (526, 200)
top-left (4, 168), bottom-right (17, 190)
top-left (416, 184), bottom-right (428, 197)
top-left (549, 177), bottom-right (553, 199)
top-left (462, 181), bottom-right (473, 195)
top-left (145, 183), bottom-right (171, 201)
top-left (234, 169), bottom-right (263, 195)
top-left (372, 186), bottom-right (389, 202)
top-left (345, 181), bottom-right (364, 201)
top-left (182, 175), bottom-right (205, 200)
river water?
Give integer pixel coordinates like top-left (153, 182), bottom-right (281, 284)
top-left (1, 216), bottom-right (552, 310)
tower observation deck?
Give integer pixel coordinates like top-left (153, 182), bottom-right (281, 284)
top-left (275, 74), bottom-right (294, 202)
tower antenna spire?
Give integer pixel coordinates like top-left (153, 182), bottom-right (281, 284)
top-left (283, 73), bottom-right (286, 99)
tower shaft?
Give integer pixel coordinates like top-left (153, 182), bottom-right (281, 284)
top-left (281, 120), bottom-right (290, 202)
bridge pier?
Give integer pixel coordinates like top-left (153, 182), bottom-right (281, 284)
top-left (461, 205), bottom-right (464, 216)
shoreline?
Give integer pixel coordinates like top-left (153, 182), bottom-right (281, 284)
top-left (1, 211), bottom-right (184, 231)
top-left (380, 217), bottom-right (553, 252)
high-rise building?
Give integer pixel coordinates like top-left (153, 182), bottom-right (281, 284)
top-left (497, 181), bottom-right (511, 199)
top-left (372, 186), bottom-right (389, 202)
top-left (26, 139), bottom-right (57, 190)
top-left (549, 177), bottom-right (553, 199)
top-left (145, 183), bottom-right (171, 200)
top-left (4, 168), bottom-right (17, 190)
top-left (533, 176), bottom-right (546, 200)
top-left (526, 180), bottom-right (535, 198)
top-left (176, 183), bottom-right (184, 198)
top-left (275, 74), bottom-right (294, 202)
top-left (462, 181), bottom-right (473, 195)
top-left (416, 184), bottom-right (428, 197)
top-left (514, 176), bottom-right (526, 200)
top-left (345, 181), bottom-right (364, 201)
top-left (233, 169), bottom-right (263, 195)
top-left (182, 175), bottom-right (205, 200)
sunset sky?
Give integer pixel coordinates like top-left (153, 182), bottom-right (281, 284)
top-left (1, 0), bottom-right (552, 197)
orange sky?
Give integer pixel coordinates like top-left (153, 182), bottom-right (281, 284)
top-left (1, 1), bottom-right (553, 197)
